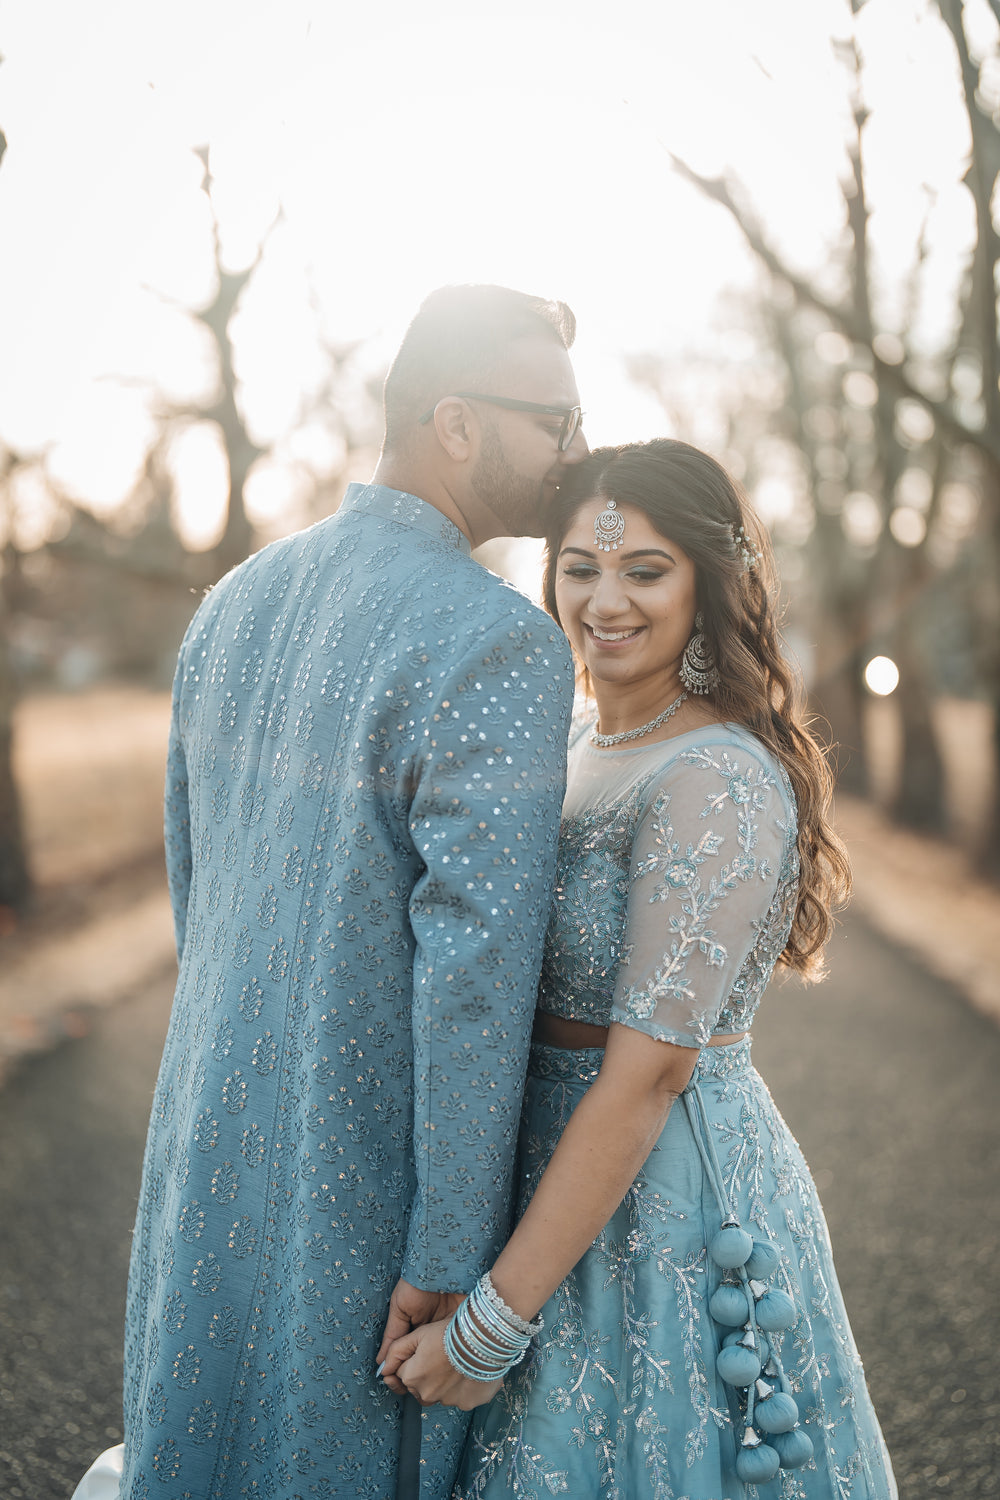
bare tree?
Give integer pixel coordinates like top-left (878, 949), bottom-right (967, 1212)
top-left (934, 0), bottom-right (1000, 870)
top-left (175, 149), bottom-right (266, 578)
top-left (670, 1), bottom-right (998, 854)
top-left (837, 27), bottom-right (946, 828)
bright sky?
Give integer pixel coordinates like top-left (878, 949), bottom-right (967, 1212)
top-left (0, 0), bottom-right (981, 547)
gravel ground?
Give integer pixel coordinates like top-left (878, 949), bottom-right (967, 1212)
top-left (0, 971), bottom-right (173, 1499)
top-left (755, 920), bottom-right (1000, 1498)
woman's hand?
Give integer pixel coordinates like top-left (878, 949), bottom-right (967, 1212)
top-left (376, 1278), bottom-right (464, 1373)
top-left (381, 1319), bottom-right (504, 1410)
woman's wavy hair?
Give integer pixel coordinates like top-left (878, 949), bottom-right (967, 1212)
top-left (542, 439), bottom-right (850, 981)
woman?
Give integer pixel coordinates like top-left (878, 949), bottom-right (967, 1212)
top-left (382, 440), bottom-right (897, 1497)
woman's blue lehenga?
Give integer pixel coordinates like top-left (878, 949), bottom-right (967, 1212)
top-left (455, 725), bottom-right (897, 1499)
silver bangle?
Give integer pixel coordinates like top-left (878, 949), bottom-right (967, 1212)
top-left (442, 1278), bottom-right (539, 1383)
top-left (444, 1313), bottom-right (510, 1381)
top-left (479, 1272), bottom-right (544, 1337)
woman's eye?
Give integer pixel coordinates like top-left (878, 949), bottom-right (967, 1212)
top-left (627, 568), bottom-right (664, 583)
top-left (563, 565), bottom-right (599, 580)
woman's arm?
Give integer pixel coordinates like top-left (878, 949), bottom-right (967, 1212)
top-left (381, 1024), bottom-right (699, 1404)
top-left (491, 1023), bottom-right (698, 1318)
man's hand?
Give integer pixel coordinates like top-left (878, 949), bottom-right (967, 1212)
top-left (381, 1319), bottom-right (504, 1411)
top-left (376, 1279), bottom-right (464, 1391)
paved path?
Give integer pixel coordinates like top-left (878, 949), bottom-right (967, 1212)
top-left (0, 915), bottom-right (997, 1499)
top-left (754, 917), bottom-right (1000, 1499)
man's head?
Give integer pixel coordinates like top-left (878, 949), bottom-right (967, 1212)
top-left (378, 284), bottom-right (587, 544)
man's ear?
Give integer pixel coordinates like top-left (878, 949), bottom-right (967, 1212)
top-left (432, 398), bottom-right (476, 463)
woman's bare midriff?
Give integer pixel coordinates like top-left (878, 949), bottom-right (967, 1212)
top-left (532, 1011), bottom-right (748, 1050)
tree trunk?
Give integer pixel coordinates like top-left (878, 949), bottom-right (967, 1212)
top-left (936, 0), bottom-right (1000, 874)
top-left (192, 151), bottom-right (264, 581)
top-left (212, 412), bottom-right (256, 577)
top-left (889, 623), bottom-right (947, 831)
top-left (813, 648), bottom-right (870, 796)
top-left (0, 583), bottom-right (30, 911)
top-left (976, 467), bottom-right (1000, 877)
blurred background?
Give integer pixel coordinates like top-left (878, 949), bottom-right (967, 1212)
top-left (0, 1), bottom-right (998, 1496)
top-left (1, 0), bottom-right (998, 907)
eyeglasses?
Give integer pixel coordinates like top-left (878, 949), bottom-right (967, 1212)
top-left (418, 393), bottom-right (584, 452)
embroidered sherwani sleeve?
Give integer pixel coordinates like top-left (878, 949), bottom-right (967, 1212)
top-left (164, 653), bottom-right (193, 961)
top-left (610, 747), bottom-right (790, 1048)
top-left (402, 616), bottom-right (573, 1289)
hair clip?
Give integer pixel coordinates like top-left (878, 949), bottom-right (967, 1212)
top-left (594, 499), bottom-right (625, 551)
top-left (733, 525), bottom-right (763, 573)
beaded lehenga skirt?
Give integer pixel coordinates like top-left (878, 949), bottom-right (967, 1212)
top-left (454, 1038), bottom-right (897, 1500)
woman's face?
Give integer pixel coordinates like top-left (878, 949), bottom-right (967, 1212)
top-left (554, 498), bottom-right (699, 695)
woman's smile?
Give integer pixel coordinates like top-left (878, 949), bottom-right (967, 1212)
top-left (585, 623), bottom-right (644, 644)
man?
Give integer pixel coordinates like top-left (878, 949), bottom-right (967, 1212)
top-left (114, 285), bottom-right (585, 1500)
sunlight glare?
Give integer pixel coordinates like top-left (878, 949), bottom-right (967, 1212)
top-left (167, 422), bottom-right (229, 551)
top-left (6, 467), bottom-right (65, 551)
top-left (48, 387), bottom-right (158, 511)
top-left (245, 457), bottom-right (316, 539)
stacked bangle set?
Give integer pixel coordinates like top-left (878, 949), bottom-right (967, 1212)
top-left (444, 1272), bottom-right (544, 1381)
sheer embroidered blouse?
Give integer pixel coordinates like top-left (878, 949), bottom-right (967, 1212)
top-left (537, 722), bottom-right (800, 1048)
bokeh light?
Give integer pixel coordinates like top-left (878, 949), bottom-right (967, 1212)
top-left (864, 656), bottom-right (900, 696)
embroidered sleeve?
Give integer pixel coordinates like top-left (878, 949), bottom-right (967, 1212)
top-left (609, 745), bottom-right (792, 1048)
top-left (401, 612), bottom-right (574, 1289)
top-left (164, 661), bottom-right (194, 961)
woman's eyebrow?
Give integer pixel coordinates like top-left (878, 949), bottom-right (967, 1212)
top-left (558, 546), bottom-right (674, 561)
top-left (554, 549), bottom-right (671, 564)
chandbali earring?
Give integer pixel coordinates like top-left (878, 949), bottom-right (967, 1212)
top-left (594, 499), bottom-right (625, 551)
top-left (680, 612), bottom-right (719, 695)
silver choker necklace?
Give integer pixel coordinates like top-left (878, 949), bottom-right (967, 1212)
top-left (591, 690), bottom-right (688, 747)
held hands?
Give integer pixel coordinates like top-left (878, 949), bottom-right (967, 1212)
top-left (375, 1278), bottom-right (464, 1380)
top-left (377, 1272), bottom-right (537, 1409)
top-left (380, 1318), bottom-right (504, 1411)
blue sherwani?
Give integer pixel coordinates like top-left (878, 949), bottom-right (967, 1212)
top-left (121, 484), bottom-right (573, 1499)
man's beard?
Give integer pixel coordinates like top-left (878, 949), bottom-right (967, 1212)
top-left (470, 424), bottom-right (548, 538)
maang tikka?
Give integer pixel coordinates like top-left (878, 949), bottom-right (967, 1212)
top-left (594, 499), bottom-right (625, 551)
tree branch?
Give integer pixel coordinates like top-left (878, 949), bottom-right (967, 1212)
top-left (670, 153), bottom-right (1000, 468)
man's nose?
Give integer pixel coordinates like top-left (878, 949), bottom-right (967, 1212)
top-left (560, 424), bottom-right (589, 463)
